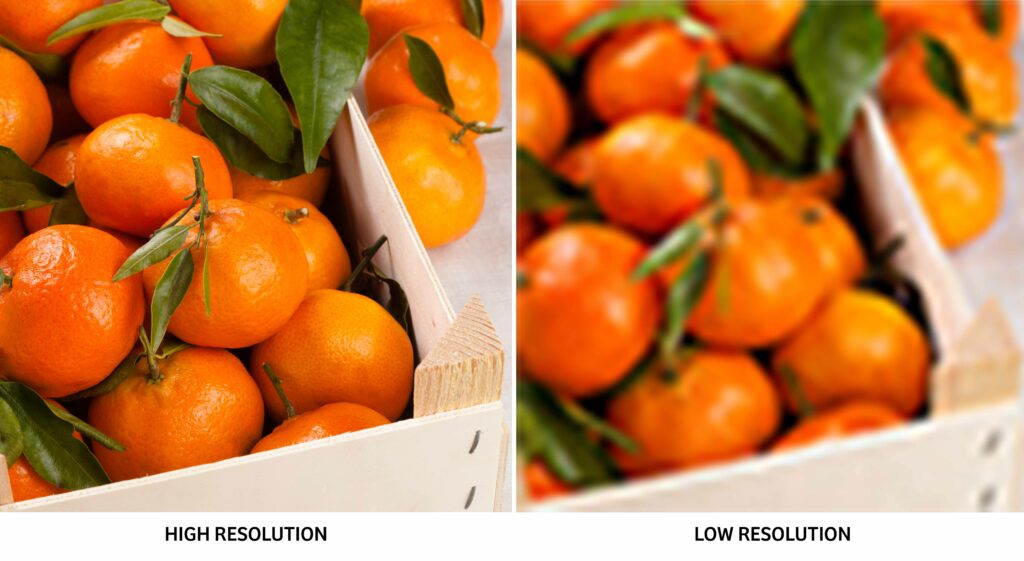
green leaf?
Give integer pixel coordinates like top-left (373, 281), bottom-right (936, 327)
top-left (161, 16), bottom-right (222, 38)
top-left (45, 402), bottom-right (124, 452)
top-left (920, 34), bottom-right (971, 115)
top-left (365, 262), bottom-right (411, 332)
top-left (0, 35), bottom-right (67, 81)
top-left (61, 351), bottom-right (143, 401)
top-left (516, 147), bottom-right (586, 212)
top-left (553, 395), bottom-right (638, 454)
top-left (708, 65), bottom-right (810, 167)
top-left (403, 34), bottom-right (455, 111)
top-left (113, 224), bottom-right (190, 281)
top-left (0, 382), bottom-right (110, 491)
top-left (566, 2), bottom-right (685, 44)
top-left (149, 248), bottom-right (194, 352)
top-left (0, 147), bottom-right (65, 211)
top-left (632, 220), bottom-right (703, 281)
top-left (659, 251), bottom-right (709, 369)
top-left (48, 0), bottom-right (170, 45)
top-left (47, 185), bottom-right (88, 227)
top-left (0, 397), bottom-right (24, 468)
top-left (713, 107), bottom-right (802, 176)
top-left (197, 106), bottom-right (309, 181)
top-left (979, 0), bottom-right (1002, 35)
top-left (277, 0), bottom-right (368, 173)
top-left (189, 66), bottom-right (296, 163)
top-left (791, 0), bottom-right (886, 169)
top-left (459, 0), bottom-right (485, 39)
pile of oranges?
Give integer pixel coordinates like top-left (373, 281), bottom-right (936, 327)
top-left (515, 0), bottom-right (976, 501)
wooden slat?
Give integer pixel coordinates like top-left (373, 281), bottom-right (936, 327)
top-left (0, 456), bottom-right (12, 506)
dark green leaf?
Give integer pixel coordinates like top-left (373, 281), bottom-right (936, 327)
top-left (792, 0), bottom-right (886, 168)
top-left (0, 36), bottom-right (67, 80)
top-left (708, 65), bottom-right (810, 166)
top-left (47, 185), bottom-right (88, 226)
top-left (713, 107), bottom-right (804, 176)
top-left (979, 0), bottom-right (1002, 35)
top-left (161, 16), bottom-right (222, 38)
top-left (566, 2), bottom-right (685, 44)
top-left (113, 224), bottom-right (190, 281)
top-left (0, 382), bottom-right (109, 490)
top-left (198, 106), bottom-right (309, 181)
top-left (48, 0), bottom-right (170, 45)
top-left (0, 147), bottom-right (65, 211)
top-left (553, 395), bottom-right (638, 454)
top-left (659, 251), bottom-right (709, 369)
top-left (189, 66), bottom-right (296, 163)
top-left (149, 248), bottom-right (194, 352)
top-left (277, 0), bottom-right (368, 173)
top-left (403, 34), bottom-right (455, 111)
top-left (366, 263), bottom-right (411, 332)
top-left (632, 220), bottom-right (703, 281)
top-left (459, 0), bottom-right (485, 39)
top-left (45, 402), bottom-right (124, 452)
top-left (920, 34), bottom-right (971, 114)
top-left (516, 147), bottom-right (586, 212)
top-left (61, 351), bottom-right (143, 401)
top-left (0, 397), bottom-right (24, 468)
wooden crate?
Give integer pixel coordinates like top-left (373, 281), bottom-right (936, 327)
top-left (0, 99), bottom-right (507, 512)
top-left (527, 100), bottom-right (1024, 512)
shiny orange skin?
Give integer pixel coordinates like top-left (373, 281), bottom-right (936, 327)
top-left (878, 0), bottom-right (974, 47)
top-left (0, 212), bottom-right (24, 258)
top-left (88, 347), bottom-right (264, 482)
top-left (781, 196), bottom-right (866, 293)
top-left (0, 0), bottom-right (102, 55)
top-left (0, 226), bottom-right (144, 397)
top-left (76, 114), bottom-right (233, 237)
top-left (553, 138), bottom-right (599, 189)
top-left (772, 402), bottom-right (905, 452)
top-left (142, 199), bottom-right (308, 349)
top-left (251, 402), bottom-right (390, 453)
top-left (7, 403), bottom-right (81, 502)
top-left (517, 224), bottom-right (661, 397)
top-left (524, 460), bottom-right (572, 501)
top-left (887, 106), bottom-right (1002, 249)
top-left (752, 169), bottom-right (845, 201)
top-left (592, 114), bottom-right (751, 236)
top-left (690, 0), bottom-right (805, 64)
top-left (23, 134), bottom-right (85, 233)
top-left (238, 191), bottom-right (351, 293)
top-left (517, 0), bottom-right (617, 55)
top-left (229, 163), bottom-right (331, 208)
top-left (0, 47), bottom-right (52, 165)
top-left (688, 201), bottom-right (827, 349)
top-left (881, 19), bottom-right (1018, 127)
top-left (69, 21), bottom-right (214, 132)
top-left (517, 48), bottom-right (570, 163)
top-left (607, 351), bottom-right (781, 474)
top-left (973, 0), bottom-right (1020, 49)
top-left (366, 23), bottom-right (501, 125)
top-left (250, 289), bottom-right (414, 422)
top-left (362, 0), bottom-right (504, 55)
top-left (167, 0), bottom-right (286, 69)
top-left (773, 288), bottom-right (930, 416)
top-left (585, 22), bottom-right (730, 124)
top-left (367, 105), bottom-right (485, 248)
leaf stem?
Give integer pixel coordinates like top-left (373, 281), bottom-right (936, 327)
top-left (263, 363), bottom-right (296, 419)
top-left (46, 402), bottom-right (125, 452)
top-left (139, 327), bottom-right (163, 384)
top-left (169, 52), bottom-right (193, 125)
top-left (284, 207), bottom-right (309, 224)
top-left (341, 235), bottom-right (388, 292)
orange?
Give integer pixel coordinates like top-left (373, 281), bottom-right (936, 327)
top-left (592, 114), bottom-right (751, 235)
top-left (0, 212), bottom-right (24, 258)
top-left (23, 134), bottom-right (85, 234)
top-left (88, 346), bottom-right (264, 481)
top-left (887, 105), bottom-right (1002, 249)
top-left (517, 213), bottom-right (537, 255)
top-left (141, 199), bottom-right (308, 349)
top-left (251, 402), bottom-right (390, 454)
top-left (779, 196), bottom-right (866, 293)
top-left (229, 163), bottom-right (331, 208)
top-left (367, 105), bottom-right (485, 248)
top-left (0, 0), bottom-right (102, 55)
top-left (878, 0), bottom-right (974, 47)
top-left (362, 0), bottom-right (504, 55)
top-left (516, 48), bottom-right (570, 163)
top-left (517, 224), bottom-right (661, 397)
top-left (880, 18), bottom-right (1018, 127)
top-left (238, 191), bottom-right (351, 292)
top-left (690, 0), bottom-right (805, 65)
top-left (250, 289), bottom-right (414, 422)
top-left (0, 47), bottom-right (52, 164)
top-left (773, 288), bottom-right (930, 416)
top-left (76, 114), bottom-right (233, 237)
top-left (972, 0), bottom-right (1020, 49)
top-left (517, 0), bottom-right (617, 55)
top-left (552, 138), bottom-right (600, 189)
top-left (69, 20), bottom-right (214, 132)
top-left (585, 22), bottom-right (730, 124)
top-left (365, 23), bottom-right (501, 125)
top-left (6, 402), bottom-right (81, 502)
top-left (607, 351), bottom-right (780, 474)
top-left (0, 225), bottom-right (144, 397)
top-left (167, 0), bottom-right (287, 69)
top-left (523, 460), bottom-right (572, 501)
top-left (751, 169), bottom-right (845, 201)
top-left (687, 201), bottom-right (827, 349)
top-left (771, 401), bottom-right (904, 452)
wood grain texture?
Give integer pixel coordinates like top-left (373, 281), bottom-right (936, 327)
top-left (493, 422), bottom-right (509, 511)
top-left (0, 456), bottom-right (12, 506)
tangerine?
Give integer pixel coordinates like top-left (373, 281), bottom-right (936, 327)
top-left (780, 196), bottom-right (865, 293)
top-left (167, 0), bottom-right (287, 69)
top-left (23, 134), bottom-right (85, 234)
top-left (251, 402), bottom-right (390, 453)
top-left (690, 0), bottom-right (805, 64)
top-left (516, 47), bottom-right (570, 163)
top-left (517, 0), bottom-right (617, 55)
top-left (229, 163), bottom-right (331, 208)
top-left (0, 212), bottom-right (24, 258)
top-left (362, 0), bottom-right (504, 55)
top-left (771, 401), bottom-right (904, 452)
top-left (0, 47), bottom-right (53, 164)
top-left (0, 0), bottom-right (102, 55)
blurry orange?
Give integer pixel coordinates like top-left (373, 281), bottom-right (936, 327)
top-left (592, 114), bottom-right (750, 235)
top-left (229, 163), bottom-right (331, 208)
top-left (607, 351), bottom-right (781, 474)
top-left (773, 288), bottom-right (929, 416)
top-left (779, 196), bottom-right (865, 293)
top-left (0, 0), bottom-right (102, 55)
top-left (971, 0), bottom-right (1020, 48)
top-left (552, 138), bottom-right (600, 189)
top-left (0, 212), bottom-right (24, 258)
top-left (772, 402), bottom-right (904, 452)
top-left (367, 105), bottom-right (485, 248)
top-left (523, 460), bottom-right (572, 501)
top-left (23, 134), bottom-right (85, 234)
top-left (0, 47), bottom-right (52, 164)
top-left (517, 0), bottom-right (617, 55)
top-left (690, 0), bottom-right (804, 64)
top-left (878, 0), bottom-right (974, 47)
top-left (69, 20), bottom-right (214, 132)
top-left (752, 169), bottom-right (845, 201)
top-left (362, 0), bottom-right (504, 54)
top-left (518, 224), bottom-right (661, 397)
top-left (517, 47), bottom-right (570, 163)
top-left (250, 289), bottom-right (414, 422)
top-left (251, 403), bottom-right (390, 453)
top-left (167, 0), bottom-right (286, 68)
top-left (366, 23), bottom-right (501, 124)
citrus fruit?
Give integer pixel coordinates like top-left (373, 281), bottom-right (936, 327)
top-left (367, 105), bottom-right (485, 248)
top-left (516, 48), bottom-right (570, 163)
top-left (972, 0), bottom-right (1019, 49)
top-left (238, 191), bottom-right (351, 292)
top-left (141, 199), bottom-right (308, 349)
top-left (780, 196), bottom-right (865, 293)
top-left (229, 163), bottom-right (331, 208)
top-left (878, 0), bottom-right (974, 47)
top-left (0, 47), bottom-right (53, 164)
top-left (773, 288), bottom-right (930, 416)
top-left (251, 402), bottom-right (390, 454)
top-left (0, 212), bottom-right (24, 258)
top-left (0, 225), bottom-right (144, 397)
top-left (752, 169), bottom-right (844, 201)
top-left (517, 224), bottom-right (661, 397)
top-left (771, 401), bottom-right (904, 452)
top-left (0, 0), bottom-right (102, 55)
top-left (552, 138), bottom-right (599, 189)
top-left (365, 22), bottom-right (501, 125)
top-left (167, 0), bottom-right (286, 69)
top-left (607, 351), bottom-right (781, 474)
top-left (23, 134), bottom-right (85, 234)
top-left (69, 20), bottom-right (214, 132)
top-left (592, 113), bottom-right (751, 235)
top-left (517, 0), bottom-right (617, 55)
top-left (6, 403), bottom-right (81, 502)
top-left (88, 346), bottom-right (264, 481)
top-left (886, 105), bottom-right (1002, 249)
top-left (362, 0), bottom-right (504, 54)
top-left (250, 289), bottom-right (414, 422)
top-left (75, 114), bottom-right (233, 237)
top-left (690, 0), bottom-right (805, 64)
top-left (523, 460), bottom-right (572, 501)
